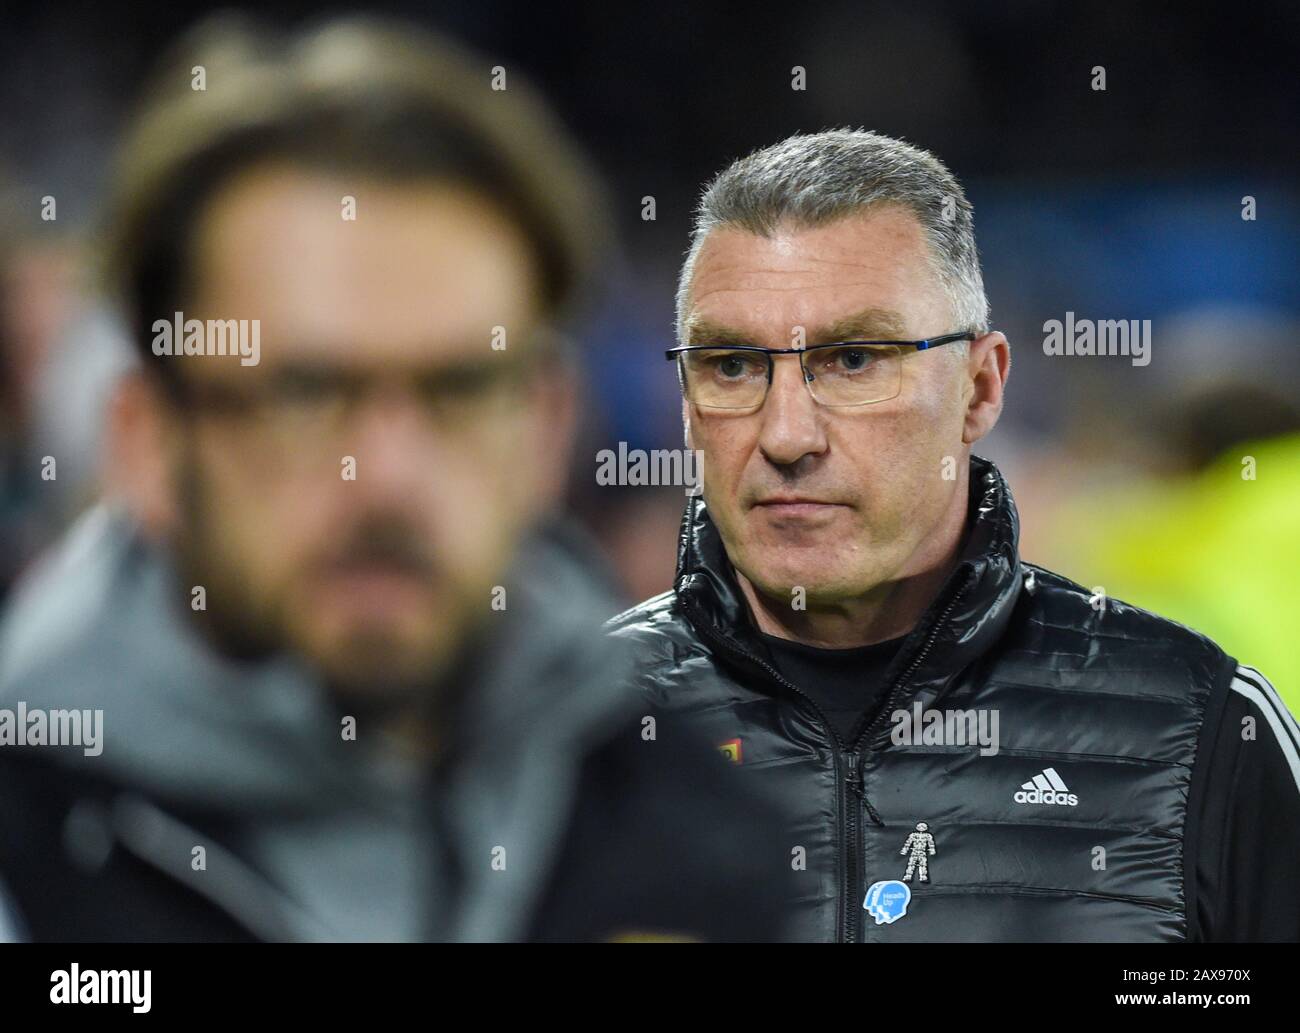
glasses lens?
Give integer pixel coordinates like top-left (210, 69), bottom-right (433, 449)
top-left (679, 349), bottom-right (769, 409)
top-left (802, 344), bottom-right (902, 405)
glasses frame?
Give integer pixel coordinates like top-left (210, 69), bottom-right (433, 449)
top-left (665, 330), bottom-right (977, 409)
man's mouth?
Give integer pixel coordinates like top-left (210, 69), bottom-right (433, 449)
top-left (754, 495), bottom-right (845, 508)
top-left (313, 561), bottom-right (435, 611)
top-left (751, 497), bottom-right (849, 520)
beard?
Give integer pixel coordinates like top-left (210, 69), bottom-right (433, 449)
top-left (168, 447), bottom-right (452, 715)
top-left (170, 454), bottom-right (284, 663)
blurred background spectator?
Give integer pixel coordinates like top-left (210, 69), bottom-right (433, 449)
top-left (1, 0), bottom-right (1297, 702)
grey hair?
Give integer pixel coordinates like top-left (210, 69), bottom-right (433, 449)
top-left (676, 128), bottom-right (989, 344)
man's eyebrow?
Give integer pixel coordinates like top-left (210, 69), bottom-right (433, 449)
top-left (683, 307), bottom-right (910, 347)
top-left (683, 318), bottom-right (755, 346)
top-left (818, 307), bottom-right (909, 342)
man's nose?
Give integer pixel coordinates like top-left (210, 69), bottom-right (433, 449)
top-left (757, 354), bottom-right (828, 467)
top-left (346, 384), bottom-right (438, 499)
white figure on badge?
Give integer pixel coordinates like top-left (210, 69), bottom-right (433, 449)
top-left (901, 821), bottom-right (936, 882)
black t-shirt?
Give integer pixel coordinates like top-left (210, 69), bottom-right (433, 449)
top-left (760, 632), bottom-right (907, 743)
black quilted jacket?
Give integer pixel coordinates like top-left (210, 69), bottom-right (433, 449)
top-left (608, 455), bottom-right (1297, 942)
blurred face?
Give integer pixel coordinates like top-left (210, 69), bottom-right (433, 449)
top-left (682, 205), bottom-right (989, 607)
top-left (151, 165), bottom-right (567, 700)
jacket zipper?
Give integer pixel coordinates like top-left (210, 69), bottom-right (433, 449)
top-left (852, 571), bottom-right (975, 753)
top-left (680, 593), bottom-right (862, 941)
top-left (684, 567), bottom-right (976, 944)
top-left (843, 752), bottom-right (862, 942)
top-left (682, 592), bottom-right (904, 942)
top-left (842, 571), bottom-right (975, 943)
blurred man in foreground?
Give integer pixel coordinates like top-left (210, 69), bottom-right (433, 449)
top-left (610, 129), bottom-right (1300, 942)
top-left (0, 17), bottom-right (789, 942)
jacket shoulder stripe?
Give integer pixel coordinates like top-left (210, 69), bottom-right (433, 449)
top-left (1230, 673), bottom-right (1300, 796)
top-left (1234, 665), bottom-right (1300, 752)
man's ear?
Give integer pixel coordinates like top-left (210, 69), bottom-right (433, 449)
top-left (962, 331), bottom-right (1010, 445)
top-left (103, 371), bottom-right (180, 541)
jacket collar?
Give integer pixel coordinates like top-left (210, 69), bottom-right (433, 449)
top-left (674, 454), bottom-right (1024, 725)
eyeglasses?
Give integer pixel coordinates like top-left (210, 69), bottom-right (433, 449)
top-left (167, 359), bottom-right (533, 455)
top-left (665, 331), bottom-right (976, 410)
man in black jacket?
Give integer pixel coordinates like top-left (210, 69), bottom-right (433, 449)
top-left (0, 16), bottom-right (791, 943)
top-left (609, 129), bottom-right (1300, 942)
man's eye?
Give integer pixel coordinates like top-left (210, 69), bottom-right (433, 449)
top-left (271, 369), bottom-right (344, 403)
top-left (817, 347), bottom-right (876, 374)
top-left (416, 367), bottom-right (499, 401)
top-left (707, 353), bottom-right (762, 379)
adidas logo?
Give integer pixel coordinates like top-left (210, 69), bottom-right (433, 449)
top-left (1013, 766), bottom-right (1078, 806)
